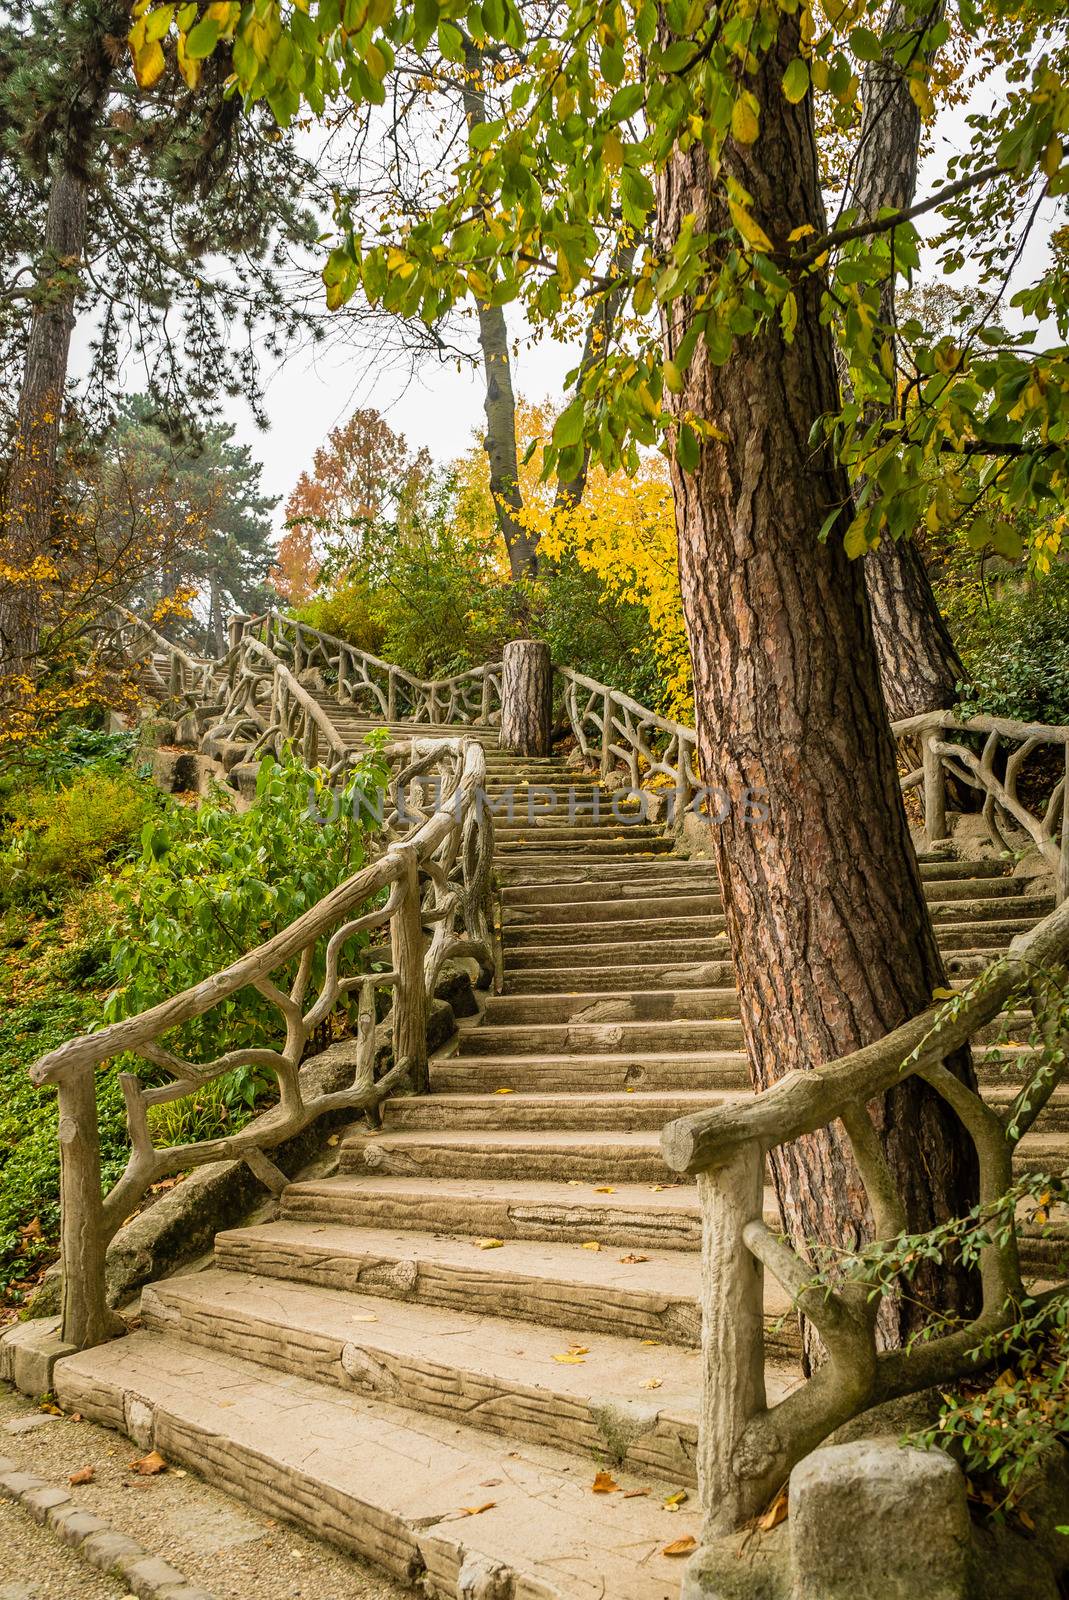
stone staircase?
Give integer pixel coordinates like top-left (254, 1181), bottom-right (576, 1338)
top-left (51, 708), bottom-right (1061, 1599)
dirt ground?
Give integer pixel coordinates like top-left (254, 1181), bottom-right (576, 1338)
top-left (0, 1384), bottom-right (409, 1600)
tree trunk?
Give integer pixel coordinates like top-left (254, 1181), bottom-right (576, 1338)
top-left (657, 11), bottom-right (978, 1359)
top-left (500, 638), bottom-right (552, 756)
top-left (850, 2), bottom-right (965, 720)
top-left (0, 163), bottom-right (88, 695)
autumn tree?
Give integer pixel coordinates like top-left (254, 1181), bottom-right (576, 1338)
top-left (0, 0), bottom-right (319, 702)
top-left (153, 0), bottom-right (1068, 1349)
top-left (274, 407), bottom-right (431, 602)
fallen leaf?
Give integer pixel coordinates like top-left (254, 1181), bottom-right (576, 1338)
top-left (623, 1486), bottom-right (651, 1498)
top-left (20, 1217), bottom-right (41, 1239)
top-left (756, 1485), bottom-right (788, 1531)
top-left (566, 1180), bottom-right (583, 1187)
top-left (129, 1450), bottom-right (167, 1476)
top-left (594, 1186), bottom-right (616, 1193)
top-left (459, 1501), bottom-right (496, 1516)
top-left (664, 1489), bottom-right (689, 1509)
top-left (68, 1466), bottom-right (95, 1485)
top-left (662, 1535), bottom-right (698, 1557)
top-left (932, 986), bottom-right (956, 1000)
top-left (475, 1238), bottom-right (504, 1249)
top-left (68, 1413), bottom-right (83, 1424)
top-left (1017, 1507), bottom-right (1036, 1531)
top-left (581, 1241), bottom-right (602, 1251)
top-left (326, 1134), bottom-right (340, 1146)
top-left (493, 1088), bottom-right (514, 1095)
top-left (641, 1340), bottom-right (662, 1347)
top-left (620, 1254), bottom-right (648, 1264)
top-left (640, 1377), bottom-right (663, 1390)
top-left (592, 1471), bottom-right (620, 1493)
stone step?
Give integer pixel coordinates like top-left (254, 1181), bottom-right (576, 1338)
top-left (429, 1053), bottom-right (751, 1094)
top-left (499, 871), bottom-right (1031, 908)
top-left (375, 1090), bottom-right (740, 1135)
top-left (453, 1019), bottom-right (747, 1058)
top-left (213, 1220), bottom-right (715, 1346)
top-left (501, 961), bottom-right (739, 993)
top-left (494, 826), bottom-right (666, 847)
top-left (54, 1333), bottom-right (703, 1600)
top-left (139, 1268), bottom-right (725, 1485)
top-left (502, 893), bottom-right (722, 927)
top-left (502, 915), bottom-right (726, 950)
top-left (502, 937), bottom-right (735, 970)
top-left (480, 989), bottom-right (741, 1025)
top-left (342, 1129), bottom-right (685, 1184)
top-left (281, 1175), bottom-right (708, 1252)
top-left (494, 838), bottom-right (678, 859)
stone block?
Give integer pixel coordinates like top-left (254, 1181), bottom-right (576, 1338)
top-left (789, 1440), bottom-right (969, 1600)
top-left (0, 1319), bottom-right (77, 1398)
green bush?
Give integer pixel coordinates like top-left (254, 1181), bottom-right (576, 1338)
top-left (939, 566), bottom-right (1069, 726)
top-left (106, 745), bottom-right (391, 1081)
top-left (0, 770), bottom-right (156, 906)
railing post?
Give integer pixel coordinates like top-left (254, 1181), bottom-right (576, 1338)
top-left (696, 1142), bottom-right (767, 1537)
top-left (600, 692), bottom-right (612, 781)
top-left (57, 1073), bottom-right (115, 1351)
top-left (392, 846), bottom-right (428, 1094)
top-left (481, 670), bottom-right (491, 725)
top-left (387, 669), bottom-right (398, 723)
top-left (227, 614), bottom-right (245, 651)
top-left (921, 726), bottom-right (948, 845)
top-left (500, 639), bottom-right (552, 756)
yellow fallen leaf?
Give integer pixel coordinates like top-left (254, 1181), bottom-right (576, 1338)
top-left (553, 1353), bottom-right (586, 1364)
top-left (581, 1240), bottom-right (602, 1251)
top-left (664, 1489), bottom-right (689, 1508)
top-left (594, 1186), bottom-right (616, 1193)
top-left (459, 1501), bottom-right (496, 1516)
top-left (494, 1088), bottom-right (514, 1095)
top-left (619, 1253), bottom-right (649, 1264)
top-left (129, 1450), bottom-right (167, 1476)
top-left (756, 1484), bottom-right (789, 1531)
top-left (592, 1471), bottom-right (620, 1493)
top-left (662, 1535), bottom-right (698, 1557)
top-left (475, 1239), bottom-right (504, 1249)
top-left (641, 1340), bottom-right (662, 1347)
top-left (640, 1377), bottom-right (663, 1390)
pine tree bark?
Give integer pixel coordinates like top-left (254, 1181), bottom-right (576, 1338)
top-left (500, 638), bottom-right (552, 756)
top-left (850, 2), bottom-right (965, 720)
top-left (657, 11), bottom-right (978, 1356)
top-left (0, 163), bottom-right (88, 694)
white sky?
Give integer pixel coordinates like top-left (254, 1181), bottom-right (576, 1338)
top-left (74, 66), bottom-right (1058, 537)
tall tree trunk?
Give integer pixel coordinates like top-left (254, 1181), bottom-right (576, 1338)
top-left (0, 163), bottom-right (88, 694)
top-left (850, 2), bottom-right (965, 719)
top-left (657, 11), bottom-right (978, 1358)
top-left (554, 234), bottom-right (640, 512)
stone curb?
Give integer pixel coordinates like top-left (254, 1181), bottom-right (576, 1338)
top-left (0, 1453), bottom-right (216, 1600)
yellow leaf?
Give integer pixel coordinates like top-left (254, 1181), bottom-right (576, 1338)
top-left (553, 1352), bottom-right (587, 1364)
top-left (932, 986), bottom-right (956, 1000)
top-left (757, 1484), bottom-right (789, 1531)
top-left (594, 1185), bottom-right (616, 1193)
top-left (176, 33), bottom-right (202, 89)
top-left (727, 201), bottom-right (774, 254)
top-left (641, 1339), bottom-right (662, 1347)
top-left (640, 1377), bottom-right (663, 1389)
top-left (592, 1471), bottom-right (620, 1493)
top-left (664, 1488), bottom-right (689, 1507)
top-left (581, 1240), bottom-right (602, 1251)
top-left (459, 1500), bottom-right (496, 1516)
top-left (731, 95), bottom-right (759, 144)
top-left (475, 1238), bottom-right (504, 1249)
top-left (662, 1535), bottom-right (698, 1557)
top-left (603, 131), bottom-right (625, 171)
top-left (787, 223), bottom-right (816, 243)
top-left (134, 39), bottom-right (166, 87)
top-left (1042, 137), bottom-right (1061, 178)
top-left (494, 1087), bottom-right (514, 1094)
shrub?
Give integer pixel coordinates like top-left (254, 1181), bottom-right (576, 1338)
top-left (941, 566), bottom-right (1069, 726)
top-left (0, 770), bottom-right (156, 906)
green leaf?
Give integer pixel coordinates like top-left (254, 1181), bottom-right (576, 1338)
top-left (553, 399), bottom-right (586, 449)
top-left (782, 59), bottom-right (809, 104)
top-left (675, 421), bottom-right (700, 472)
top-left (184, 14), bottom-right (221, 58)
